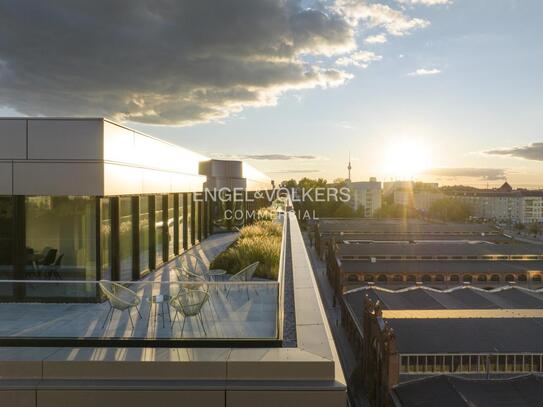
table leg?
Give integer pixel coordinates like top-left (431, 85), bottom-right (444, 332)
top-left (161, 301), bottom-right (165, 328)
top-left (166, 302), bottom-right (172, 327)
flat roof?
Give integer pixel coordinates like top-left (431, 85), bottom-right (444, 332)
top-left (336, 241), bottom-right (543, 257)
top-left (389, 317), bottom-right (543, 353)
top-left (340, 260), bottom-right (543, 274)
top-left (317, 219), bottom-right (498, 234)
top-left (335, 233), bottom-right (512, 243)
top-left (345, 286), bottom-right (543, 312)
top-left (393, 374), bottom-right (543, 407)
top-left (342, 286), bottom-right (543, 343)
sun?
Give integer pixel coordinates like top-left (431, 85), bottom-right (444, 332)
top-left (381, 139), bottom-right (432, 179)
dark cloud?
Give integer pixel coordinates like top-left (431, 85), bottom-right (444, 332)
top-left (423, 168), bottom-right (507, 181)
top-left (0, 0), bottom-right (356, 125)
top-left (0, 0), bottom-right (430, 125)
top-left (486, 143), bottom-right (543, 162)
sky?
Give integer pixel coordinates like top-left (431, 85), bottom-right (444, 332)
top-left (1, 0), bottom-right (542, 188)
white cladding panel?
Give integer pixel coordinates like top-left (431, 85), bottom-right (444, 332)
top-left (243, 162), bottom-right (271, 191)
top-left (0, 162), bottom-right (13, 194)
top-left (13, 162), bottom-right (103, 196)
top-left (104, 163), bottom-right (205, 196)
top-left (0, 120), bottom-right (26, 159)
top-left (103, 121), bottom-right (135, 164)
top-left (1, 118), bottom-right (266, 196)
top-left (27, 119), bottom-right (102, 160)
top-left (133, 131), bottom-right (205, 174)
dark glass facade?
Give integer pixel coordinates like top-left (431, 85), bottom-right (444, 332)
top-left (139, 196), bottom-right (150, 276)
top-left (186, 193), bottom-right (192, 248)
top-left (155, 195), bottom-right (164, 267)
top-left (119, 197), bottom-right (133, 281)
top-left (167, 194), bottom-right (175, 260)
top-left (194, 197), bottom-right (200, 245)
top-left (0, 197), bottom-right (14, 298)
top-left (100, 198), bottom-right (112, 281)
top-left (0, 192), bottom-right (211, 302)
top-left (178, 194), bottom-right (185, 251)
top-left (26, 196), bottom-right (97, 299)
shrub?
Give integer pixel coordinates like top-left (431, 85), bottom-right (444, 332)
top-left (239, 220), bottom-right (282, 239)
top-left (210, 220), bottom-right (282, 280)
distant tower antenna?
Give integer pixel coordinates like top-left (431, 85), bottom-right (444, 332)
top-left (348, 153), bottom-right (352, 182)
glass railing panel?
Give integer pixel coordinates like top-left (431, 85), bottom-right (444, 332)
top-left (0, 280), bottom-right (279, 341)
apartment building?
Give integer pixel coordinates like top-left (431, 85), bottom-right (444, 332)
top-left (395, 182), bottom-right (543, 224)
top-left (348, 177), bottom-right (382, 217)
top-left (383, 181), bottom-right (438, 196)
top-left (450, 185), bottom-right (543, 224)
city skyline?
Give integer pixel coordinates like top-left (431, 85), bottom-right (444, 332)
top-left (1, 0), bottom-right (542, 187)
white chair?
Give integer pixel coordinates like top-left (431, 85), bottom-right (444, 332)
top-left (225, 261), bottom-right (260, 300)
top-left (170, 288), bottom-right (209, 336)
top-left (180, 253), bottom-right (227, 281)
top-left (99, 280), bottom-right (142, 329)
top-left (173, 266), bottom-right (209, 292)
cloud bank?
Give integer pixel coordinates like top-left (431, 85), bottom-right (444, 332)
top-left (0, 0), bottom-right (432, 125)
top-left (486, 143), bottom-right (543, 162)
top-left (423, 167), bottom-right (507, 181)
top-left (210, 153), bottom-right (318, 161)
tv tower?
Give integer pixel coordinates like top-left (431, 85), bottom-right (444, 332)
top-left (347, 153), bottom-right (352, 182)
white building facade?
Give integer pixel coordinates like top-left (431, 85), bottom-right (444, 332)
top-left (348, 178), bottom-right (382, 217)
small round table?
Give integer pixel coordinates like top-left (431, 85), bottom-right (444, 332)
top-left (147, 294), bottom-right (172, 328)
top-left (207, 268), bottom-right (227, 281)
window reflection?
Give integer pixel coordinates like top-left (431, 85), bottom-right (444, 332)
top-left (25, 196), bottom-right (96, 298)
top-left (178, 193), bottom-right (184, 252)
top-left (101, 198), bottom-right (111, 281)
top-left (139, 196), bottom-right (150, 275)
top-left (0, 197), bottom-right (14, 297)
top-left (167, 194), bottom-right (175, 260)
top-left (186, 193), bottom-right (192, 248)
top-left (119, 197), bottom-right (133, 281)
top-left (155, 195), bottom-right (164, 266)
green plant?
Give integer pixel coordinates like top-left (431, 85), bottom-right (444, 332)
top-left (211, 220), bottom-right (282, 280)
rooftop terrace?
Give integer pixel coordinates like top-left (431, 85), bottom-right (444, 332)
top-left (0, 233), bottom-right (279, 345)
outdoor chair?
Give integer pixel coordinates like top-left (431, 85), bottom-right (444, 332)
top-left (173, 266), bottom-right (209, 292)
top-left (99, 280), bottom-right (143, 329)
top-left (170, 288), bottom-right (209, 336)
top-left (225, 261), bottom-right (260, 300)
top-left (180, 253), bottom-right (227, 281)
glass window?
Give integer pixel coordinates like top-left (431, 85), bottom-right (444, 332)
top-left (232, 191), bottom-right (244, 229)
top-left (155, 195), bottom-right (164, 266)
top-left (186, 193), bottom-right (192, 248)
top-left (25, 196), bottom-right (96, 298)
top-left (119, 197), bottom-right (133, 281)
top-left (101, 198), bottom-right (111, 281)
top-left (139, 196), bottom-right (150, 274)
top-left (167, 194), bottom-right (175, 260)
top-left (212, 199), bottom-right (229, 233)
top-left (178, 193), bottom-right (184, 252)
top-left (0, 197), bottom-right (14, 297)
top-left (194, 197), bottom-right (200, 244)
